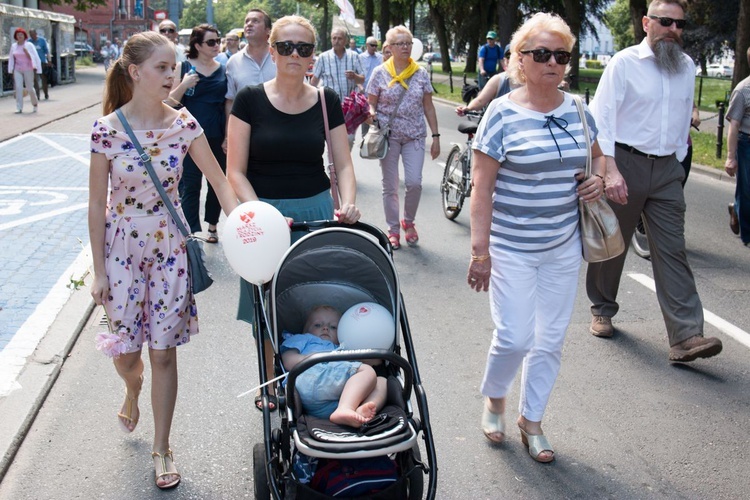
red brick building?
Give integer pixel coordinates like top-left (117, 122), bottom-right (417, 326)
top-left (40, 0), bottom-right (156, 52)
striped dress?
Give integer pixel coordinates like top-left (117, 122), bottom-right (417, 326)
top-left (473, 92), bottom-right (598, 253)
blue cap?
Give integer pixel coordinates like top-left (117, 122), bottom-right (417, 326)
top-left (504, 44), bottom-right (511, 58)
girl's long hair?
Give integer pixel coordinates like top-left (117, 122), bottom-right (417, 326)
top-left (103, 32), bottom-right (171, 115)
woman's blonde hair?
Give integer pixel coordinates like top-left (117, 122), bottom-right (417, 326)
top-left (102, 31), bottom-right (171, 115)
top-left (385, 25), bottom-right (412, 44)
top-left (506, 12), bottom-right (576, 85)
top-left (270, 15), bottom-right (317, 46)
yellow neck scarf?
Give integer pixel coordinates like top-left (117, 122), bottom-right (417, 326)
top-left (385, 57), bottom-right (419, 89)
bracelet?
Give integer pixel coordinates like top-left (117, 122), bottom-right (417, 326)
top-left (594, 174), bottom-right (604, 182)
top-left (471, 254), bottom-right (490, 262)
top-left (432, 133), bottom-right (440, 138)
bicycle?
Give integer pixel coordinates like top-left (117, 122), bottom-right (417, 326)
top-left (440, 110), bottom-right (482, 220)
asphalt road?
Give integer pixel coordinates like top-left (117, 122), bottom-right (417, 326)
top-left (0, 99), bottom-right (748, 499)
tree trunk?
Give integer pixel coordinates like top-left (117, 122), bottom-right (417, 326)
top-left (321, 0), bottom-right (330, 51)
top-left (379, 0), bottom-right (391, 44)
top-left (428, 3), bottom-right (451, 72)
top-left (734, 0), bottom-right (750, 87)
top-left (630, 0), bottom-right (647, 44)
top-left (563, 0), bottom-right (582, 90)
top-left (496, 0), bottom-right (519, 50)
top-left (364, 0), bottom-right (374, 38)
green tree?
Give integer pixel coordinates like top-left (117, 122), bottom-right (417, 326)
top-left (42, 0), bottom-right (107, 10)
top-left (605, 0), bottom-right (635, 50)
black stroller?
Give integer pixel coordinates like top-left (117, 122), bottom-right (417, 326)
top-left (250, 221), bottom-right (437, 499)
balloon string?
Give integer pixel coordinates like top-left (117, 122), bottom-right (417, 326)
top-left (237, 372), bottom-right (288, 398)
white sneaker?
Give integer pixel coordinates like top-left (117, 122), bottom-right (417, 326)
top-left (15, 109), bottom-right (22, 114)
top-left (32, 106), bottom-right (38, 113)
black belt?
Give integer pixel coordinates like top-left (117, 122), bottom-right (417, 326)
top-left (615, 142), bottom-right (671, 160)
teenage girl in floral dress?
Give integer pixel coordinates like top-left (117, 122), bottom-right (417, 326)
top-left (88, 32), bottom-right (238, 489)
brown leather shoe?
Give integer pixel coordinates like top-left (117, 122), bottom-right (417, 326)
top-left (669, 335), bottom-right (722, 362)
top-left (729, 204), bottom-right (740, 235)
top-left (590, 315), bottom-right (613, 338)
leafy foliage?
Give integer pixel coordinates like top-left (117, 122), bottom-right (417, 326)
top-left (605, 0), bottom-right (635, 51)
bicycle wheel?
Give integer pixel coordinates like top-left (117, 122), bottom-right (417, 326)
top-left (631, 215), bottom-right (650, 259)
top-left (441, 145), bottom-right (466, 220)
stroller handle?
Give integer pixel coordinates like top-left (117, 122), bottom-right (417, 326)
top-left (289, 220), bottom-right (392, 251)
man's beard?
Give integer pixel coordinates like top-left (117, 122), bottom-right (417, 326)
top-left (651, 35), bottom-right (688, 74)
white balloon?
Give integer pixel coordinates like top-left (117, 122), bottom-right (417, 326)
top-left (411, 38), bottom-right (424, 61)
top-left (222, 201), bottom-right (290, 285)
top-left (338, 302), bottom-right (395, 350)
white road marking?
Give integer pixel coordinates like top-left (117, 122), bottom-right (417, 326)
top-left (0, 245), bottom-right (91, 398)
top-left (0, 203), bottom-right (88, 232)
top-left (628, 272), bottom-right (750, 349)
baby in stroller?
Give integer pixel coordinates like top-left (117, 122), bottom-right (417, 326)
top-left (281, 305), bottom-right (388, 428)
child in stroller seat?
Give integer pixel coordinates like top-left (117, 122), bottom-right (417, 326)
top-left (281, 305), bottom-right (388, 428)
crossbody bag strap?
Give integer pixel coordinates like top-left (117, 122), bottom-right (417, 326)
top-left (318, 88), bottom-right (340, 210)
top-left (571, 94), bottom-right (592, 177)
top-left (384, 77), bottom-right (412, 127)
top-left (115, 108), bottom-right (191, 238)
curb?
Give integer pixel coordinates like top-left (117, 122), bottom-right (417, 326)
top-left (0, 276), bottom-right (95, 482)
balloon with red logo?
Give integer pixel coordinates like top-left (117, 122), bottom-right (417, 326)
top-left (338, 302), bottom-right (395, 350)
top-left (222, 201), bottom-right (290, 285)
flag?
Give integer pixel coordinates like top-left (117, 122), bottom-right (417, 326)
top-left (333, 0), bottom-right (359, 27)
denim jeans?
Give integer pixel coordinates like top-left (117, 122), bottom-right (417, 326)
top-left (735, 132), bottom-right (750, 244)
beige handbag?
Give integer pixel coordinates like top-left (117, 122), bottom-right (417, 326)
top-left (359, 121), bottom-right (390, 160)
top-left (359, 78), bottom-right (411, 160)
top-left (572, 95), bottom-right (625, 263)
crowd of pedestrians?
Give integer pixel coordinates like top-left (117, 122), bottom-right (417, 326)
top-left (82, 0), bottom-right (744, 490)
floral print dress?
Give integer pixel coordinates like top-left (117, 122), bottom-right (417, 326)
top-left (90, 109), bottom-right (203, 352)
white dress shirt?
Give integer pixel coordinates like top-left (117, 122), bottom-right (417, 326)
top-left (590, 38), bottom-right (694, 160)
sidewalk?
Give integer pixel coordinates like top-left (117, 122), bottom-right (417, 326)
top-left (0, 65), bottom-right (105, 143)
top-left (0, 64), bottom-right (105, 482)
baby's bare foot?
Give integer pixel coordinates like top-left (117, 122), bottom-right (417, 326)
top-left (330, 408), bottom-right (368, 428)
top-left (356, 401), bottom-right (378, 421)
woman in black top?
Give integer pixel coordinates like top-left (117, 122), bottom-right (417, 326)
top-left (226, 15), bottom-right (360, 411)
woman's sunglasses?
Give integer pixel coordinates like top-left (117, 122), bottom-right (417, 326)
top-left (159, 28), bottom-right (176, 34)
top-left (648, 15), bottom-right (687, 29)
top-left (274, 41), bottom-right (315, 57)
top-left (520, 48), bottom-right (572, 65)
top-left (202, 39), bottom-right (219, 47)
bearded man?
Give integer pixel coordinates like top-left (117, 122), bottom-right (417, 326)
top-left (585, 0), bottom-right (723, 362)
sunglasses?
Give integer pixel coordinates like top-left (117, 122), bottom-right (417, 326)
top-left (274, 41), bottom-right (315, 57)
top-left (202, 39), bottom-right (219, 47)
top-left (159, 28), bottom-right (176, 34)
top-left (648, 15), bottom-right (687, 29)
top-left (520, 48), bottom-right (572, 65)
top-left (392, 42), bottom-right (413, 48)
top-left (367, 43), bottom-right (378, 47)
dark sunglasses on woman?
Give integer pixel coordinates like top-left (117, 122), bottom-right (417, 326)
top-left (520, 48), bottom-right (572, 65)
top-left (274, 41), bottom-right (315, 57)
top-left (647, 15), bottom-right (687, 29)
top-left (202, 39), bottom-right (219, 47)
top-left (159, 28), bottom-right (176, 34)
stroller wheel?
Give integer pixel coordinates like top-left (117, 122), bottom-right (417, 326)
top-left (253, 443), bottom-right (271, 500)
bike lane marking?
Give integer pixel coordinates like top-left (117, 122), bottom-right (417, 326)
top-left (628, 273), bottom-right (750, 349)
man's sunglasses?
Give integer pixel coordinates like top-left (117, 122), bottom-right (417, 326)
top-left (202, 39), bottom-right (219, 47)
top-left (648, 15), bottom-right (687, 29)
top-left (159, 28), bottom-right (176, 34)
top-left (520, 48), bottom-right (572, 65)
top-left (367, 43), bottom-right (378, 47)
top-left (274, 41), bottom-right (315, 57)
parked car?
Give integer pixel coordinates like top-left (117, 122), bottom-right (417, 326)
top-left (697, 63), bottom-right (734, 78)
top-left (74, 41), bottom-right (94, 60)
top-left (423, 52), bottom-right (454, 64)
